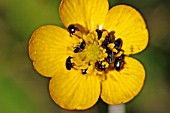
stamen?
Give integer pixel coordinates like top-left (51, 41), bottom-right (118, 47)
top-left (107, 43), bottom-right (115, 49)
top-left (115, 51), bottom-right (123, 57)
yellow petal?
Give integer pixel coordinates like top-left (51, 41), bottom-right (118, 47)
top-left (101, 57), bottom-right (145, 104)
top-left (29, 25), bottom-right (74, 77)
top-left (103, 5), bottom-right (148, 54)
top-left (49, 68), bottom-right (100, 110)
top-left (59, 0), bottom-right (109, 31)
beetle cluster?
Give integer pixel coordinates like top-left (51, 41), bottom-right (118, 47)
top-left (65, 25), bottom-right (125, 74)
top-left (95, 29), bottom-right (125, 71)
top-left (67, 24), bottom-right (86, 53)
top-left (66, 25), bottom-right (87, 74)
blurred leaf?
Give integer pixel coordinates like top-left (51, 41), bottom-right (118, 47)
top-left (5, 0), bottom-right (62, 40)
top-left (0, 76), bottom-right (39, 113)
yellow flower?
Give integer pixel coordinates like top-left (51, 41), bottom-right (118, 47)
top-left (29, 0), bottom-right (148, 110)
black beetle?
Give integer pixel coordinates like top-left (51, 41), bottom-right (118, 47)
top-left (105, 48), bottom-right (114, 64)
top-left (95, 61), bottom-right (105, 71)
top-left (114, 38), bottom-right (123, 50)
top-left (114, 55), bottom-right (125, 71)
top-left (96, 29), bottom-right (103, 40)
top-left (67, 24), bottom-right (79, 35)
top-left (74, 40), bottom-right (86, 53)
top-left (66, 56), bottom-right (73, 70)
top-left (81, 69), bottom-right (87, 74)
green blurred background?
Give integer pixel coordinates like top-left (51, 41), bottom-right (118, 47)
top-left (0, 0), bottom-right (169, 113)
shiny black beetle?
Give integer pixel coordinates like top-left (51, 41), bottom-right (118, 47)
top-left (81, 69), bottom-right (87, 74)
top-left (66, 56), bottom-right (73, 70)
top-left (74, 40), bottom-right (86, 53)
top-left (95, 61), bottom-right (105, 71)
top-left (114, 55), bottom-right (125, 71)
top-left (105, 48), bottom-right (114, 64)
top-left (67, 24), bottom-right (79, 35)
top-left (114, 38), bottom-right (123, 50)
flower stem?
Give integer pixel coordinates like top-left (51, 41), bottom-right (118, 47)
top-left (108, 104), bottom-right (125, 113)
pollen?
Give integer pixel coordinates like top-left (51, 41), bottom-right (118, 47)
top-left (85, 43), bottom-right (103, 62)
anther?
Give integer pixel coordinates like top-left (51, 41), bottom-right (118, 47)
top-left (74, 40), bottom-right (86, 53)
top-left (66, 56), bottom-right (73, 70)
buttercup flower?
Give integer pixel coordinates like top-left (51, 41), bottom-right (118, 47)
top-left (29, 0), bottom-right (148, 110)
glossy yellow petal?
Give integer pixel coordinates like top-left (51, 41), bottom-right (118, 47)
top-left (29, 25), bottom-right (74, 77)
top-left (101, 57), bottom-right (145, 104)
top-left (59, 0), bottom-right (109, 31)
top-left (103, 5), bottom-right (148, 55)
top-left (49, 68), bottom-right (100, 110)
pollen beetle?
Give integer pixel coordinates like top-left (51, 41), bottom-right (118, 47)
top-left (108, 31), bottom-right (115, 43)
top-left (67, 24), bottom-right (79, 35)
top-left (96, 29), bottom-right (103, 40)
top-left (66, 56), bottom-right (73, 70)
top-left (105, 48), bottom-right (114, 64)
top-left (114, 38), bottom-right (123, 50)
top-left (114, 55), bottom-right (125, 71)
top-left (95, 61), bottom-right (105, 71)
top-left (101, 35), bottom-right (110, 48)
top-left (74, 40), bottom-right (86, 53)
top-left (82, 69), bottom-right (87, 74)
top-left (101, 31), bottom-right (115, 48)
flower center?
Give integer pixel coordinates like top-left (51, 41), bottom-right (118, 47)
top-left (85, 43), bottom-right (101, 62)
top-left (65, 24), bottom-right (125, 76)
